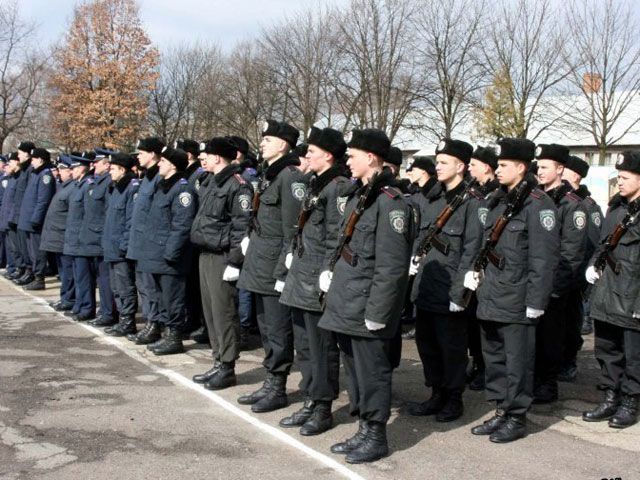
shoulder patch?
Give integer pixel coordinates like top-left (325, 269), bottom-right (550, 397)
top-left (381, 186), bottom-right (401, 199)
top-left (478, 207), bottom-right (489, 226)
top-left (42, 174), bottom-right (51, 185)
top-left (234, 173), bottom-right (246, 184)
top-left (389, 209), bottom-right (407, 234)
top-left (573, 211), bottom-right (587, 230)
top-left (291, 182), bottom-right (306, 201)
top-left (1, 179), bottom-right (7, 188)
top-left (130, 178), bottom-right (140, 186)
top-left (539, 209), bottom-right (556, 231)
top-left (238, 193), bottom-right (252, 212)
top-left (529, 189), bottom-right (543, 199)
top-left (469, 188), bottom-right (483, 200)
top-left (566, 192), bottom-right (582, 203)
top-left (133, 192), bottom-right (139, 201)
top-left (336, 196), bottom-right (348, 216)
top-left (179, 178), bottom-right (188, 185)
top-left (590, 211), bottom-right (601, 228)
top-left (178, 191), bottom-right (192, 207)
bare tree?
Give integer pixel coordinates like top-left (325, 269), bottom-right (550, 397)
top-left (0, 1), bottom-right (47, 152)
top-left (564, 0), bottom-right (640, 165)
top-left (481, 0), bottom-right (572, 139)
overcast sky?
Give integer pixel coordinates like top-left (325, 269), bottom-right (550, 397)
top-left (19, 0), bottom-right (349, 51)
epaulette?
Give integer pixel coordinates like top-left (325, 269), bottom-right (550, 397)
top-left (130, 178), bottom-right (140, 186)
top-left (565, 191), bottom-right (582, 203)
top-left (585, 196), bottom-right (595, 205)
top-left (529, 188), bottom-right (543, 199)
top-left (179, 178), bottom-right (188, 185)
top-left (87, 177), bottom-right (95, 185)
top-left (234, 173), bottom-right (246, 184)
top-left (381, 186), bottom-right (401, 198)
top-left (469, 187), bottom-right (484, 200)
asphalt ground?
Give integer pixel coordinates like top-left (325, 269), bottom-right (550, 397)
top-left (1, 275), bottom-right (639, 480)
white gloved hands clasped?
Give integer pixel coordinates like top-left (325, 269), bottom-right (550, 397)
top-left (463, 270), bottom-right (483, 291)
top-left (240, 236), bottom-right (250, 256)
top-left (365, 319), bottom-right (386, 331)
top-left (449, 301), bottom-right (464, 313)
top-left (585, 265), bottom-right (600, 285)
top-left (222, 266), bottom-right (240, 282)
top-left (526, 307), bottom-right (545, 319)
top-left (409, 256), bottom-right (420, 276)
top-left (274, 280), bottom-right (285, 293)
top-left (285, 252), bottom-right (293, 270)
top-left (319, 270), bottom-right (333, 293)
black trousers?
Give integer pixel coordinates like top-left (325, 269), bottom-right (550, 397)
top-left (151, 273), bottom-right (186, 329)
top-left (480, 320), bottom-right (536, 416)
top-left (135, 270), bottom-right (160, 323)
top-left (108, 260), bottom-right (137, 316)
top-left (27, 231), bottom-right (47, 276)
top-left (466, 298), bottom-right (484, 369)
top-left (255, 293), bottom-right (293, 375)
top-left (199, 253), bottom-right (239, 364)
top-left (185, 249), bottom-right (203, 331)
top-left (56, 254), bottom-right (75, 306)
top-left (594, 320), bottom-right (640, 396)
top-left (415, 309), bottom-right (468, 392)
top-left (292, 308), bottom-right (340, 402)
top-left (336, 333), bottom-right (392, 423)
top-left (535, 295), bottom-right (567, 384)
top-left (16, 228), bottom-right (29, 270)
top-left (562, 288), bottom-right (585, 366)
top-left (7, 227), bottom-right (23, 269)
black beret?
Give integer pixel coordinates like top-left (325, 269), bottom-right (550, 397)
top-left (307, 126), bottom-right (347, 160)
top-left (227, 136), bottom-right (249, 155)
top-left (161, 146), bottom-right (188, 171)
top-left (294, 143), bottom-right (309, 158)
top-left (535, 143), bottom-right (569, 164)
top-left (8, 151), bottom-right (19, 161)
top-left (18, 141), bottom-right (35, 153)
top-left (30, 148), bottom-right (50, 162)
top-left (472, 146), bottom-right (498, 170)
top-left (137, 137), bottom-right (166, 155)
top-left (175, 139), bottom-right (200, 158)
top-left (262, 119), bottom-right (300, 148)
top-left (409, 155), bottom-right (436, 175)
top-left (615, 151), bottom-right (640, 175)
top-left (346, 128), bottom-right (391, 159)
top-left (436, 138), bottom-right (473, 164)
top-left (109, 153), bottom-right (134, 170)
top-left (495, 138), bottom-right (536, 162)
top-left (565, 155), bottom-right (589, 178)
top-left (387, 146), bottom-right (403, 166)
top-left (200, 137), bottom-right (237, 160)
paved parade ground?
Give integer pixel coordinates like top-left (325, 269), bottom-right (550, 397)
top-left (1, 276), bottom-right (639, 480)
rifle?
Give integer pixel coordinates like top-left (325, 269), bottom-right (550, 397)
top-left (411, 178), bottom-right (478, 267)
top-left (461, 178), bottom-right (530, 307)
top-left (319, 172), bottom-right (379, 307)
top-left (292, 177), bottom-right (317, 257)
top-left (247, 155), bottom-right (266, 235)
top-left (593, 198), bottom-right (640, 275)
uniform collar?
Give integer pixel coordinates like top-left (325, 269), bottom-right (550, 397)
top-left (114, 172), bottom-right (135, 193)
top-left (145, 163), bottom-right (159, 181)
top-left (186, 160), bottom-right (201, 178)
top-left (309, 165), bottom-right (345, 195)
top-left (158, 172), bottom-right (185, 193)
top-left (443, 179), bottom-right (466, 203)
top-left (214, 163), bottom-right (242, 187)
top-left (574, 184), bottom-right (591, 199)
top-left (546, 179), bottom-right (573, 205)
top-left (263, 152), bottom-right (299, 181)
top-left (32, 162), bottom-right (51, 175)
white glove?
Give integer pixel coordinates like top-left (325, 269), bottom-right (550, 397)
top-left (463, 270), bottom-right (482, 291)
top-left (526, 307), bottom-right (545, 319)
top-left (585, 265), bottom-right (600, 285)
top-left (365, 319), bottom-right (385, 331)
top-left (285, 252), bottom-right (293, 270)
top-left (319, 270), bottom-right (333, 293)
top-left (409, 256), bottom-right (420, 276)
top-left (240, 236), bottom-right (250, 256)
top-left (222, 265), bottom-right (240, 282)
top-left (274, 280), bottom-right (285, 293)
top-left (449, 301), bottom-right (464, 312)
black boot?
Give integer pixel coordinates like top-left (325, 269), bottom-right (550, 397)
top-left (14, 271), bottom-right (34, 285)
top-left (532, 380), bottom-right (558, 404)
top-left (189, 325), bottom-right (209, 344)
top-left (251, 374), bottom-right (288, 413)
top-left (90, 316), bottom-right (117, 327)
top-left (279, 399), bottom-right (315, 428)
top-left (608, 394), bottom-right (638, 429)
top-left (471, 409), bottom-right (506, 435)
top-left (581, 317), bottom-right (593, 335)
top-left (489, 414), bottom-right (527, 443)
top-left (237, 374), bottom-right (274, 405)
top-left (151, 328), bottom-right (184, 356)
top-left (24, 276), bottom-right (45, 290)
top-left (300, 401), bottom-right (333, 436)
top-left (238, 327), bottom-right (251, 351)
top-left (6, 268), bottom-right (23, 280)
top-left (583, 389), bottom-right (620, 422)
top-left (53, 301), bottom-right (74, 312)
top-left (204, 362), bottom-right (237, 390)
top-left (408, 387), bottom-right (446, 416)
top-left (193, 361), bottom-right (221, 384)
top-left (131, 322), bottom-right (160, 345)
top-left (106, 316), bottom-right (136, 337)
top-left (331, 420), bottom-right (369, 454)
top-left (345, 421), bottom-right (389, 464)
top-left (468, 367), bottom-right (485, 391)
top-left (436, 390), bottom-right (464, 422)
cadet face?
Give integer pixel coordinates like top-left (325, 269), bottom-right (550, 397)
top-left (109, 164), bottom-right (126, 182)
top-left (536, 159), bottom-right (563, 187)
top-left (31, 156), bottom-right (43, 168)
top-left (260, 135), bottom-right (287, 162)
top-left (71, 165), bottom-right (87, 180)
top-left (137, 150), bottom-right (155, 169)
top-left (59, 168), bottom-right (73, 182)
top-left (346, 147), bottom-right (375, 180)
top-left (158, 157), bottom-right (176, 178)
top-left (201, 154), bottom-right (217, 173)
top-left (496, 160), bottom-right (526, 189)
top-left (435, 154), bottom-right (464, 183)
top-left (93, 158), bottom-right (110, 175)
top-left (617, 170), bottom-right (640, 200)
top-left (561, 168), bottom-right (581, 187)
top-left (468, 158), bottom-right (489, 181)
top-left (7, 159), bottom-right (19, 173)
top-left (307, 145), bottom-right (332, 174)
top-left (17, 150), bottom-right (29, 162)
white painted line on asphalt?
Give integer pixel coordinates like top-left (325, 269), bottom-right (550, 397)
top-left (8, 280), bottom-right (368, 480)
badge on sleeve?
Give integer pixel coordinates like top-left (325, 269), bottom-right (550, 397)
top-left (238, 194), bottom-right (251, 212)
top-left (178, 192), bottom-right (192, 207)
top-left (291, 182), bottom-right (306, 201)
top-left (591, 211), bottom-right (601, 227)
top-left (195, 179), bottom-right (201, 191)
top-left (133, 192), bottom-right (138, 202)
top-left (478, 207), bottom-right (489, 226)
top-left (539, 209), bottom-right (556, 231)
top-left (389, 210), bottom-right (407, 234)
top-left (573, 211), bottom-right (586, 230)
top-left (336, 196), bottom-right (347, 216)
top-left (42, 175), bottom-right (51, 185)
top-left (1, 179), bottom-right (7, 188)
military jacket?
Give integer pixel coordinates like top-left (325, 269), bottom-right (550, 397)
top-left (9, 162), bottom-right (31, 225)
top-left (411, 180), bottom-right (484, 313)
top-left (476, 177), bottom-right (560, 324)
top-left (17, 162), bottom-right (55, 232)
top-left (0, 173), bottom-right (7, 207)
top-left (186, 161), bottom-right (205, 193)
top-left (190, 163), bottom-right (252, 266)
top-left (237, 153), bottom-right (306, 295)
top-left (77, 172), bottom-right (111, 257)
top-left (135, 173), bottom-right (196, 275)
top-left (589, 194), bottom-right (640, 331)
top-left (40, 179), bottom-right (75, 253)
top-left (318, 171), bottom-right (413, 339)
top-left (127, 165), bottom-right (161, 261)
top-left (280, 166), bottom-right (351, 312)
top-left (574, 184), bottom-right (603, 268)
top-left (0, 174), bottom-right (17, 232)
top-left (102, 173), bottom-right (140, 262)
top-left (63, 175), bottom-right (92, 256)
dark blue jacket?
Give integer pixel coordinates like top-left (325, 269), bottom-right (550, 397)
top-left (40, 179), bottom-right (75, 253)
top-left (0, 173), bottom-right (7, 206)
top-left (186, 161), bottom-right (205, 193)
top-left (17, 162), bottom-right (56, 232)
top-left (127, 165), bottom-right (161, 261)
top-left (135, 173), bottom-right (196, 275)
top-left (77, 172), bottom-right (111, 257)
top-left (0, 173), bottom-right (18, 232)
top-left (9, 162), bottom-right (31, 225)
top-left (63, 175), bottom-right (92, 257)
top-left (102, 173), bottom-right (139, 262)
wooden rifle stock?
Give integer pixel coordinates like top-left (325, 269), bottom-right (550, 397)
top-left (594, 199), bottom-right (639, 275)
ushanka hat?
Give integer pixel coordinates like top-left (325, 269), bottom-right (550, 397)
top-left (261, 119), bottom-right (300, 148)
top-left (409, 155), bottom-right (436, 175)
top-left (307, 126), bottom-right (347, 160)
top-left (615, 151), bottom-right (640, 174)
top-left (174, 139), bottom-right (200, 158)
top-left (472, 145), bottom-right (498, 170)
top-left (535, 143), bottom-right (569, 164)
top-left (565, 155), bottom-right (590, 178)
top-left (494, 138), bottom-right (536, 162)
top-left (199, 137), bottom-right (237, 160)
top-left (161, 146), bottom-right (188, 171)
top-left (109, 153), bottom-right (135, 170)
top-left (346, 128), bottom-right (391, 159)
top-left (137, 137), bottom-right (166, 155)
top-left (435, 138), bottom-right (473, 164)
